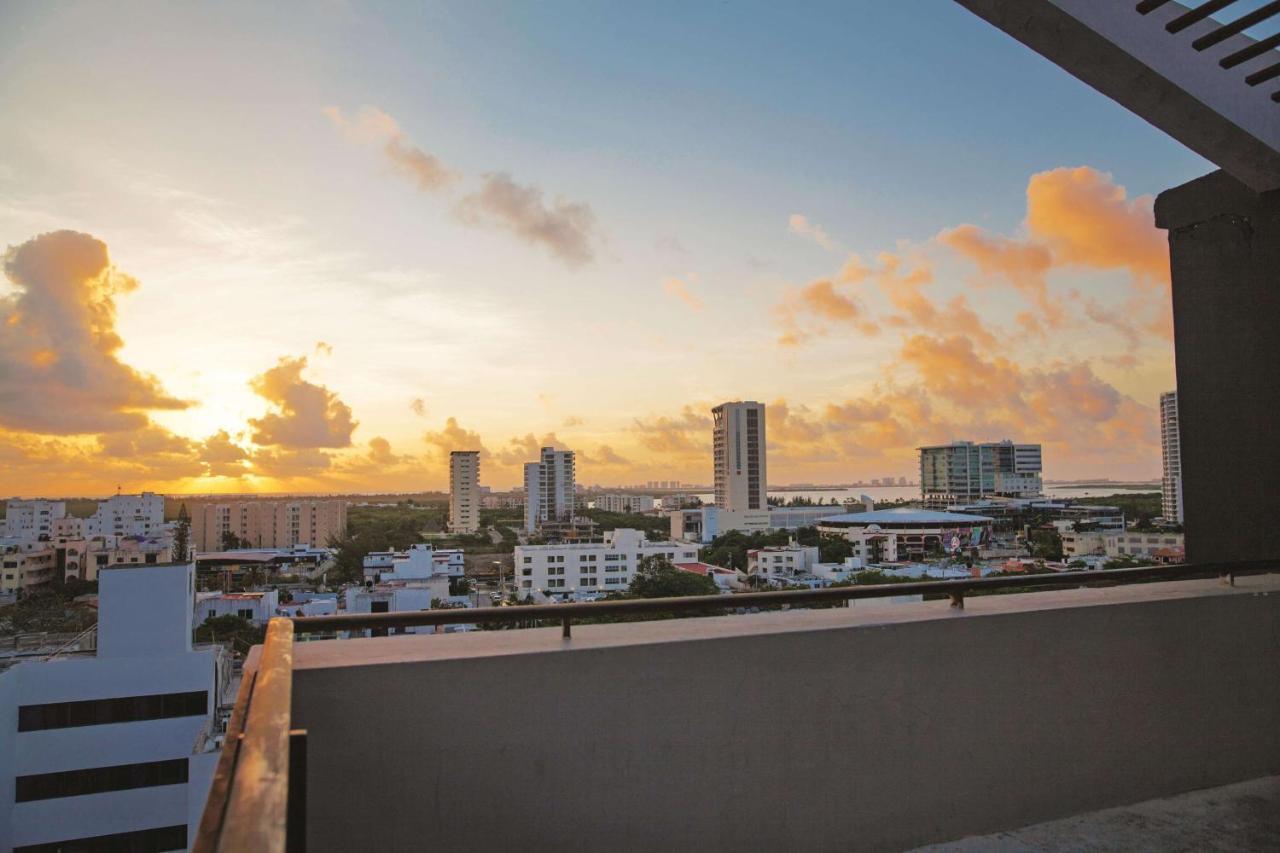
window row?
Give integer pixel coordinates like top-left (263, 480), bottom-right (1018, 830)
top-left (18, 690), bottom-right (208, 732)
top-left (16, 758), bottom-right (188, 802)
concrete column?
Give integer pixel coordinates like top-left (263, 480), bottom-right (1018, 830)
top-left (1155, 171), bottom-right (1280, 565)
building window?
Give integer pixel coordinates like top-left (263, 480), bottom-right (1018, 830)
top-left (16, 758), bottom-right (188, 802)
top-left (14, 825), bottom-right (187, 853)
top-left (18, 690), bottom-right (208, 732)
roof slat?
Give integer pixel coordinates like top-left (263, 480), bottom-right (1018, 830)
top-left (1136, 0), bottom-right (1173, 14)
top-left (1221, 31), bottom-right (1280, 68)
top-left (1167, 0), bottom-right (1241, 35)
top-left (1193, 0), bottom-right (1280, 50)
top-left (1245, 61), bottom-right (1280, 85)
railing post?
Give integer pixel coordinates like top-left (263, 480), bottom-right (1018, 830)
top-left (1221, 571), bottom-right (1235, 586)
top-left (949, 590), bottom-right (965, 610)
top-left (562, 616), bottom-right (572, 639)
top-left (287, 729), bottom-right (307, 853)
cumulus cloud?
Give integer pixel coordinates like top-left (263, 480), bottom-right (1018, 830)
top-left (0, 230), bottom-right (188, 434)
top-left (663, 276), bottom-right (703, 311)
top-left (323, 105), bottom-right (456, 192)
top-left (631, 406), bottom-right (712, 458)
top-left (495, 432), bottom-right (564, 466)
top-left (249, 447), bottom-right (334, 479)
top-left (579, 444), bottom-right (630, 467)
top-left (939, 166), bottom-right (1169, 335)
top-left (199, 430), bottom-right (251, 478)
top-left (775, 268), bottom-right (881, 347)
top-left (409, 397), bottom-right (427, 418)
top-left (247, 356), bottom-right (357, 449)
top-left (788, 213), bottom-right (836, 251)
top-left (315, 340), bottom-right (333, 356)
top-left (455, 173), bottom-right (597, 268)
top-left (422, 417), bottom-right (488, 459)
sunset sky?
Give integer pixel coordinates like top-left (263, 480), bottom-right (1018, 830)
top-left (0, 1), bottom-right (1214, 496)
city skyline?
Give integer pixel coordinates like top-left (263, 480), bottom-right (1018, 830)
top-left (0, 2), bottom-right (1202, 496)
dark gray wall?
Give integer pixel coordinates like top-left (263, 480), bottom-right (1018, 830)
top-left (1156, 171), bottom-right (1280, 565)
top-left (293, 586), bottom-right (1280, 852)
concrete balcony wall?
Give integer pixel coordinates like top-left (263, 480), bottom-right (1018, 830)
top-left (289, 577), bottom-right (1280, 852)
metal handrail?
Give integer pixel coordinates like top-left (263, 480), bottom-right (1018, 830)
top-left (194, 558), bottom-right (1276, 851)
top-left (291, 560), bottom-right (1273, 638)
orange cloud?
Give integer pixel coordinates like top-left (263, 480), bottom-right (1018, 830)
top-left (324, 105), bottom-right (457, 192)
top-left (248, 356), bottom-right (357, 450)
top-left (663, 276), bottom-right (704, 311)
top-left (422, 417), bottom-right (488, 460)
top-left (631, 406), bottom-right (712, 457)
top-left (788, 213), bottom-right (836, 250)
top-left (0, 230), bottom-right (188, 434)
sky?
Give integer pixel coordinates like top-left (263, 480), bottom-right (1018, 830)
top-left (0, 0), bottom-right (1219, 496)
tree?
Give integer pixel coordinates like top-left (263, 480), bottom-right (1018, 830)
top-left (449, 576), bottom-right (471, 596)
top-left (219, 530), bottom-right (250, 551)
top-left (173, 503), bottom-right (191, 563)
top-left (627, 555), bottom-right (717, 598)
top-left (195, 614), bottom-right (265, 654)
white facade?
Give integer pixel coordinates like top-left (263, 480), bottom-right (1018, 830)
top-left (87, 492), bottom-right (166, 540)
top-left (0, 562), bottom-right (230, 852)
top-left (449, 451), bottom-right (481, 534)
top-left (194, 590), bottom-right (281, 627)
top-left (523, 447), bottom-right (576, 533)
top-left (591, 494), bottom-right (654, 514)
top-left (746, 545), bottom-right (820, 582)
top-left (713, 401), bottom-right (766, 512)
top-left (1160, 391), bottom-right (1184, 524)
top-left (343, 577), bottom-right (451, 635)
top-left (2, 500), bottom-right (66, 542)
top-left (362, 544), bottom-right (465, 582)
top-left (514, 528), bottom-right (698, 596)
top-left (669, 505), bottom-right (841, 545)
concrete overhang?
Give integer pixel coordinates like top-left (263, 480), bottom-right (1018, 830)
top-left (954, 0), bottom-right (1280, 192)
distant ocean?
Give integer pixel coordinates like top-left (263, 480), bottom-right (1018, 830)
top-left (691, 483), bottom-right (1158, 505)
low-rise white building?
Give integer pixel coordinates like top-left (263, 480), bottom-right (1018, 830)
top-left (673, 561), bottom-right (743, 592)
top-left (746, 544), bottom-right (821, 583)
top-left (0, 561), bottom-right (232, 851)
top-left (817, 509), bottom-right (995, 563)
top-left (669, 506), bottom-right (845, 544)
top-left (194, 590), bottom-right (281, 627)
top-left (362, 544), bottom-right (465, 582)
top-left (343, 576), bottom-right (452, 635)
top-left (515, 529), bottom-right (699, 596)
top-left (1106, 531), bottom-right (1185, 560)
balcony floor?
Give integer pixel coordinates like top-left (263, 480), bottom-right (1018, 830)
top-left (913, 775), bottom-right (1280, 852)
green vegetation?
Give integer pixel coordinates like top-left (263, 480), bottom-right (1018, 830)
top-left (626, 555), bottom-right (718, 598)
top-left (699, 526), bottom-right (852, 570)
top-left (194, 615), bottom-right (265, 654)
top-left (327, 503), bottom-right (443, 584)
top-left (1026, 527), bottom-right (1064, 561)
top-left (1074, 492), bottom-right (1171, 530)
top-left (173, 504), bottom-right (191, 563)
top-left (580, 509), bottom-right (670, 539)
top-left (0, 580), bottom-right (98, 636)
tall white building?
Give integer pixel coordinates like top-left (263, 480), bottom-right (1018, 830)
top-left (449, 451), bottom-right (481, 534)
top-left (1160, 391), bottom-right (1184, 524)
top-left (0, 561), bottom-right (231, 851)
top-left (87, 492), bottom-right (166, 539)
top-left (515, 529), bottom-right (698, 597)
top-left (2, 500), bottom-right (66, 542)
top-left (523, 447), bottom-right (576, 534)
top-left (713, 401), bottom-right (766, 512)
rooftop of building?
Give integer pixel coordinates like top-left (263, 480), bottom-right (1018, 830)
top-left (818, 508), bottom-right (995, 525)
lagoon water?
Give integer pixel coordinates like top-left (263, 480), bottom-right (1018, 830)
top-left (691, 483), bottom-right (1157, 506)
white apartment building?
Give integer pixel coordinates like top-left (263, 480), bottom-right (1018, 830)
top-left (194, 590), bottom-right (281, 627)
top-left (514, 528), bottom-right (699, 596)
top-left (524, 447), bottom-right (576, 534)
top-left (0, 562), bottom-right (231, 851)
top-left (591, 494), bottom-right (654, 514)
top-left (713, 401), bottom-right (766, 513)
top-left (919, 441), bottom-right (1043, 508)
top-left (2, 500), bottom-right (66, 542)
top-left (746, 544), bottom-right (821, 583)
top-left (361, 544), bottom-right (465, 582)
top-left (343, 576), bottom-right (452, 635)
top-left (86, 492), bottom-right (166, 539)
top-left (449, 451), bottom-right (481, 534)
top-left (1160, 391), bottom-right (1184, 524)
top-left (0, 550), bottom-right (58, 595)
